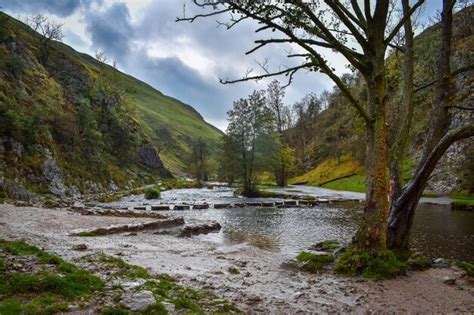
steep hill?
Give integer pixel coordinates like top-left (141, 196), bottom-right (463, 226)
top-left (0, 12), bottom-right (222, 200)
top-left (289, 6), bottom-right (474, 194)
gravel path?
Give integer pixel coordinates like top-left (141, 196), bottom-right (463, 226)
top-left (0, 204), bottom-right (472, 314)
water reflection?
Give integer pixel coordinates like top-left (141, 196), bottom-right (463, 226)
top-left (169, 203), bottom-right (473, 261)
top-left (112, 187), bottom-right (473, 261)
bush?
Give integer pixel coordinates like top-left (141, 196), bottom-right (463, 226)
top-left (296, 251), bottom-right (335, 272)
top-left (144, 187), bottom-right (161, 200)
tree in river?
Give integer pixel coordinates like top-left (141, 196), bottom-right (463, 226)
top-left (188, 137), bottom-right (209, 182)
top-left (225, 90), bottom-right (275, 196)
top-left (178, 1), bottom-right (474, 261)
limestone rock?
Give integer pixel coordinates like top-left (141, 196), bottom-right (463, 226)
top-left (121, 290), bottom-right (156, 311)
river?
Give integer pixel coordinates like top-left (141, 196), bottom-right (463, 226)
top-left (108, 186), bottom-right (474, 261)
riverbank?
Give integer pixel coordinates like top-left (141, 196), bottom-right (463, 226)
top-left (1, 203), bottom-right (473, 313)
top-left (264, 185), bottom-right (454, 206)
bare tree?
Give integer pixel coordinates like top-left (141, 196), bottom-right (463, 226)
top-left (26, 14), bottom-right (64, 60)
top-left (178, 1), bottom-right (474, 256)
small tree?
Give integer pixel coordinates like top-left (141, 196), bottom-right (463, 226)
top-left (266, 80), bottom-right (291, 186)
top-left (225, 90), bottom-right (274, 196)
top-left (26, 14), bottom-right (64, 61)
top-left (189, 137), bottom-right (209, 182)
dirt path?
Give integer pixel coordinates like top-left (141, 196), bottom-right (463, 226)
top-left (0, 204), bottom-right (472, 314)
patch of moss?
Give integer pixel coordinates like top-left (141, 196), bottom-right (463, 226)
top-left (0, 240), bottom-right (104, 314)
top-left (98, 194), bottom-right (123, 203)
top-left (97, 254), bottom-right (152, 279)
top-left (228, 266), bottom-right (240, 274)
top-left (296, 251), bottom-right (335, 273)
top-left (451, 199), bottom-right (474, 211)
top-left (407, 255), bottom-right (432, 271)
top-left (335, 247), bottom-right (406, 280)
top-left (456, 260), bottom-right (474, 277)
top-left (311, 240), bottom-right (341, 251)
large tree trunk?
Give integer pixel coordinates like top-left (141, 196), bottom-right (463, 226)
top-left (387, 124), bottom-right (474, 250)
top-left (354, 61), bottom-right (389, 253)
top-left (387, 0), bottom-right (456, 252)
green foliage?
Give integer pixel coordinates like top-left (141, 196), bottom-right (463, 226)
top-left (456, 260), bottom-right (474, 277)
top-left (97, 254), bottom-right (151, 279)
top-left (0, 240), bottom-right (104, 314)
top-left (451, 198), bottom-right (474, 210)
top-left (296, 252), bottom-right (335, 272)
top-left (322, 175), bottom-right (366, 192)
top-left (311, 240), bottom-right (341, 251)
top-left (407, 255), bottom-right (432, 271)
top-left (335, 248), bottom-right (406, 279)
top-left (144, 186), bottom-right (161, 200)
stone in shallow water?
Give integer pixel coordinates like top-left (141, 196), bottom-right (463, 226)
top-left (121, 290), bottom-right (156, 311)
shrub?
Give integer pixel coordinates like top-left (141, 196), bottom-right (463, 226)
top-left (335, 247), bottom-right (406, 280)
top-left (144, 187), bottom-right (161, 199)
top-left (296, 251), bottom-right (335, 272)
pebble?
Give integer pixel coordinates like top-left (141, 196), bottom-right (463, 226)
top-left (443, 276), bottom-right (456, 285)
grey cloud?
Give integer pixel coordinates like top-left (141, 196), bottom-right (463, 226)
top-left (1, 0), bottom-right (96, 17)
top-left (81, 1), bottom-right (332, 128)
top-left (85, 2), bottom-right (132, 61)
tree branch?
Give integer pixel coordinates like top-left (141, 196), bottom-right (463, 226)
top-left (385, 0), bottom-right (425, 45)
top-left (414, 63), bottom-right (474, 93)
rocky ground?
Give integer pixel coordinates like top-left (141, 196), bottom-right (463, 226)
top-left (0, 203), bottom-right (473, 314)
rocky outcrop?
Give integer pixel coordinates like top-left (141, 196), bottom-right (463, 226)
top-left (0, 176), bottom-right (38, 202)
top-left (42, 149), bottom-right (79, 198)
top-left (136, 143), bottom-right (171, 177)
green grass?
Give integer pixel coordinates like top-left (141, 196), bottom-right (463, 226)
top-left (451, 199), bottom-right (474, 210)
top-left (335, 248), bottom-right (406, 280)
top-left (0, 240), bottom-right (104, 314)
top-left (296, 252), bottom-right (335, 273)
top-left (456, 260), bottom-right (474, 277)
top-left (311, 240), bottom-right (341, 251)
top-left (322, 174), bottom-right (366, 193)
top-left (93, 255), bottom-right (241, 314)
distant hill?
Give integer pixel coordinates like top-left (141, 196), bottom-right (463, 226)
top-left (0, 12), bottom-right (222, 200)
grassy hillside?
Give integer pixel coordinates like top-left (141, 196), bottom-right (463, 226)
top-left (51, 29), bottom-right (223, 175)
top-left (0, 12), bottom-right (222, 198)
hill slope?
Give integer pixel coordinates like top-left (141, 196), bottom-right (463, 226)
top-left (0, 12), bottom-right (222, 199)
top-left (288, 6), bottom-right (474, 194)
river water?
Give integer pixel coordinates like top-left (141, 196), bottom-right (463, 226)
top-left (110, 187), bottom-right (474, 261)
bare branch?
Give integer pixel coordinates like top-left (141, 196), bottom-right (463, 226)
top-left (385, 0), bottom-right (425, 45)
top-left (414, 63), bottom-right (474, 93)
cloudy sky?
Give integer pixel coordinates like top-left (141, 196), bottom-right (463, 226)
top-left (2, 0), bottom-right (443, 130)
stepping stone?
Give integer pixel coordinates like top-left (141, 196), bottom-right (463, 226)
top-left (193, 204), bottom-right (209, 209)
top-left (134, 206), bottom-right (147, 210)
top-left (317, 198), bottom-right (329, 203)
top-left (284, 200), bottom-right (297, 206)
top-left (214, 203), bottom-right (231, 209)
top-left (151, 205), bottom-right (170, 210)
top-left (174, 204), bottom-right (191, 210)
top-left (233, 203), bottom-right (246, 207)
top-left (262, 202), bottom-right (275, 207)
top-left (246, 202), bottom-right (262, 207)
